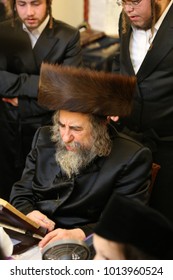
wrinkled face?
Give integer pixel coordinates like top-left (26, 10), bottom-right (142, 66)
top-left (15, 0), bottom-right (48, 30)
top-left (123, 0), bottom-right (161, 30)
top-left (93, 234), bottom-right (126, 260)
top-left (52, 110), bottom-right (111, 178)
top-left (58, 110), bottom-right (94, 152)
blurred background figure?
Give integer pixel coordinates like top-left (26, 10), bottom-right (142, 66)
top-left (113, 0), bottom-right (173, 224)
top-left (93, 193), bottom-right (173, 260)
top-left (0, 0), bottom-right (12, 22)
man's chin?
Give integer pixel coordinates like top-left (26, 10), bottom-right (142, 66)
top-left (24, 20), bottom-right (39, 30)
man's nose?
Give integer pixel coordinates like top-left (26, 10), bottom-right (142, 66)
top-left (124, 3), bottom-right (134, 12)
top-left (62, 129), bottom-right (74, 143)
top-left (26, 5), bottom-right (34, 15)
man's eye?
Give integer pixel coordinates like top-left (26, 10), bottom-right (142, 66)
top-left (72, 127), bottom-right (82, 132)
top-left (17, 2), bottom-right (25, 6)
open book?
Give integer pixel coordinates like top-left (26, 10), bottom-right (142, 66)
top-left (0, 198), bottom-right (47, 254)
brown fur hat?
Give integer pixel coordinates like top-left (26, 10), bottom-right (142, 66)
top-left (38, 63), bottom-right (136, 117)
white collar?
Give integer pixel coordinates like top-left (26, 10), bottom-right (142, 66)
top-left (154, 0), bottom-right (173, 32)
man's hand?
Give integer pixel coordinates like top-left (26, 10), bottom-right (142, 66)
top-left (2, 97), bottom-right (18, 106)
top-left (26, 210), bottom-right (55, 232)
top-left (107, 116), bottom-right (119, 122)
top-left (39, 228), bottom-right (86, 249)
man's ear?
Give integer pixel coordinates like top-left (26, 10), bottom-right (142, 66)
top-left (107, 116), bottom-right (119, 123)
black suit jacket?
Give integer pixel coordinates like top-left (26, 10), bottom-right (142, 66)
top-left (0, 18), bottom-right (82, 199)
top-left (113, 4), bottom-right (173, 138)
top-left (10, 125), bottom-right (152, 235)
top-left (0, 18), bottom-right (82, 118)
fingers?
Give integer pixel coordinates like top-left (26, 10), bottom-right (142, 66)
top-left (27, 210), bottom-right (55, 232)
top-left (2, 97), bottom-right (18, 106)
top-left (37, 217), bottom-right (55, 232)
top-left (39, 230), bottom-right (60, 248)
top-left (39, 228), bottom-right (86, 249)
top-left (39, 228), bottom-right (69, 249)
top-left (107, 116), bottom-right (119, 122)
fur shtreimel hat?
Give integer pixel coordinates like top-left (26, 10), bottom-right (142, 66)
top-left (38, 63), bottom-right (136, 117)
top-left (94, 193), bottom-right (173, 260)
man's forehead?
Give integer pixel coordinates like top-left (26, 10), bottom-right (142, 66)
top-left (15, 0), bottom-right (47, 3)
top-left (58, 110), bottom-right (90, 125)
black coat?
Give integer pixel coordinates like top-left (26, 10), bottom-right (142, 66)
top-left (10, 125), bottom-right (152, 235)
top-left (113, 4), bottom-right (173, 136)
top-left (113, 4), bottom-right (173, 222)
top-left (0, 18), bottom-right (82, 200)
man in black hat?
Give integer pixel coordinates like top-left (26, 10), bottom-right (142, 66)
top-left (93, 193), bottom-right (173, 260)
top-left (0, 0), bottom-right (82, 201)
top-left (10, 63), bottom-right (152, 246)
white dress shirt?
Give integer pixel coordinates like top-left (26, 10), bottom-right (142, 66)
top-left (129, 0), bottom-right (173, 73)
top-left (23, 16), bottom-right (50, 48)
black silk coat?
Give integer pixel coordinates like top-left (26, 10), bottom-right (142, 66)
top-left (0, 18), bottom-right (82, 200)
top-left (10, 125), bottom-right (152, 235)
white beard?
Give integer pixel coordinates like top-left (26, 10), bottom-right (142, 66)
top-left (55, 138), bottom-right (96, 178)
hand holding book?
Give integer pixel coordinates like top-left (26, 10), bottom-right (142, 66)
top-left (26, 210), bottom-right (55, 232)
top-left (0, 198), bottom-right (47, 254)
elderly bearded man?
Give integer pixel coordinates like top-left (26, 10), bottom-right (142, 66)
top-left (10, 63), bottom-right (152, 248)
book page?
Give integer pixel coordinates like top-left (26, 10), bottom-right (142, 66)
top-left (0, 198), bottom-right (39, 229)
top-left (0, 198), bottom-right (47, 238)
